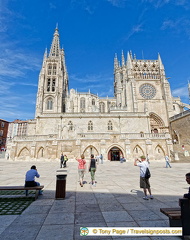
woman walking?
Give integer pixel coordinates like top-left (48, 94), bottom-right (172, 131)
top-left (89, 154), bottom-right (97, 186)
top-left (76, 154), bottom-right (86, 187)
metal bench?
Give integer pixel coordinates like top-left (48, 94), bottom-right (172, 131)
top-left (0, 186), bottom-right (44, 200)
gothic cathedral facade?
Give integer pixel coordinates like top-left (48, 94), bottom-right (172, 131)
top-left (8, 27), bottom-right (183, 161)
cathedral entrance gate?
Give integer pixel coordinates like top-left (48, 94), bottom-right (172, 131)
top-left (108, 147), bottom-right (123, 161)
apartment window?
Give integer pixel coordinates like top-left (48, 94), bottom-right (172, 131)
top-left (1, 122), bottom-right (4, 128)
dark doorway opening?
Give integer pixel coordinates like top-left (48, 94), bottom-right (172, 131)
top-left (108, 147), bottom-right (123, 161)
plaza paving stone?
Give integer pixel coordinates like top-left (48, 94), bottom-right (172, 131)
top-left (0, 158), bottom-right (187, 239)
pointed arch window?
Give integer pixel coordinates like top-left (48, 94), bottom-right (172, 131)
top-left (68, 121), bottom-right (73, 131)
top-left (47, 79), bottom-right (51, 92)
top-left (47, 98), bottom-right (53, 110)
top-left (80, 97), bottom-right (85, 112)
top-left (88, 121), bottom-right (93, 131)
top-left (52, 79), bottom-right (56, 92)
top-left (99, 102), bottom-right (105, 113)
top-left (53, 64), bottom-right (57, 75)
top-left (108, 120), bottom-right (113, 131)
top-left (48, 64), bottom-right (52, 75)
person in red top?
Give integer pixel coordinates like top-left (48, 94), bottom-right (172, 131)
top-left (76, 154), bottom-right (86, 187)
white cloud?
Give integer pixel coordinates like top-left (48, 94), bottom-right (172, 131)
top-left (142, 0), bottom-right (189, 8)
top-left (49, 2), bottom-right (56, 9)
top-left (70, 73), bottom-right (114, 96)
top-left (70, 0), bottom-right (97, 14)
top-left (161, 18), bottom-right (190, 38)
top-left (142, 0), bottom-right (169, 8)
top-left (107, 0), bottom-right (127, 7)
top-left (172, 86), bottom-right (189, 98)
top-left (0, 47), bottom-right (41, 78)
top-left (70, 73), bottom-right (112, 84)
top-left (124, 23), bottom-right (144, 41)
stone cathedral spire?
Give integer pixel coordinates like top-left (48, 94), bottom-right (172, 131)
top-left (35, 26), bottom-right (69, 117)
top-left (49, 26), bottom-right (61, 57)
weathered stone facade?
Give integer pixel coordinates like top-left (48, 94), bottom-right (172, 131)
top-left (7, 27), bottom-right (185, 161)
top-left (170, 110), bottom-right (190, 151)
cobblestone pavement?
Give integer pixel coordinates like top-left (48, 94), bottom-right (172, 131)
top-left (0, 158), bottom-right (187, 240)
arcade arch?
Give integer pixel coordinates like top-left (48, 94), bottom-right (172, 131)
top-left (37, 147), bottom-right (44, 158)
top-left (83, 145), bottom-right (98, 158)
top-left (18, 147), bottom-right (30, 160)
top-left (154, 145), bottom-right (165, 160)
top-left (133, 145), bottom-right (144, 158)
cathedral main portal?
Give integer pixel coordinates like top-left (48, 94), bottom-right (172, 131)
top-left (108, 147), bottom-right (123, 161)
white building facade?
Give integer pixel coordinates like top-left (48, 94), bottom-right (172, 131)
top-left (7, 27), bottom-right (184, 161)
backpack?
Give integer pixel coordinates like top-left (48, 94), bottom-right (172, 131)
top-left (145, 167), bottom-right (151, 179)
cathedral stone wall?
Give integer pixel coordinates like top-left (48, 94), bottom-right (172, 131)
top-left (7, 27), bottom-right (185, 161)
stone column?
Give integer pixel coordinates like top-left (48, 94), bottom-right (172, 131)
top-left (125, 139), bottom-right (131, 160)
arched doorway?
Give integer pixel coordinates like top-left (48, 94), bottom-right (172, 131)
top-left (108, 147), bottom-right (123, 161)
top-left (149, 113), bottom-right (164, 133)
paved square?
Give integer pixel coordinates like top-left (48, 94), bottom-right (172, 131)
top-left (0, 158), bottom-right (187, 239)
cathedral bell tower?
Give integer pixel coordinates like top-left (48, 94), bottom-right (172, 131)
top-left (35, 26), bottom-right (69, 117)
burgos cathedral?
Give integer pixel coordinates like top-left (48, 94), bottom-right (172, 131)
top-left (8, 27), bottom-right (184, 161)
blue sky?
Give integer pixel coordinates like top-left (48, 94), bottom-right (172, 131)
top-left (1, 0), bottom-right (190, 122)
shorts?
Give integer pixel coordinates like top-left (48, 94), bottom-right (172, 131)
top-left (140, 177), bottom-right (150, 189)
top-left (78, 169), bottom-right (85, 179)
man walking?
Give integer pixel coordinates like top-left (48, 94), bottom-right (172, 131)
top-left (100, 154), bottom-right (103, 164)
top-left (134, 156), bottom-right (153, 200)
top-left (60, 154), bottom-right (64, 168)
top-left (165, 155), bottom-right (172, 168)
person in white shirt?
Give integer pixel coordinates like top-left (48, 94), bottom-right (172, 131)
top-left (134, 156), bottom-right (153, 200)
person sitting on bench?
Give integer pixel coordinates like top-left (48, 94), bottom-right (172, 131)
top-left (184, 172), bottom-right (190, 199)
top-left (25, 165), bottom-right (42, 196)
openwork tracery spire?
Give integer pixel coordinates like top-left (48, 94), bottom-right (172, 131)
top-left (49, 26), bottom-right (61, 57)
